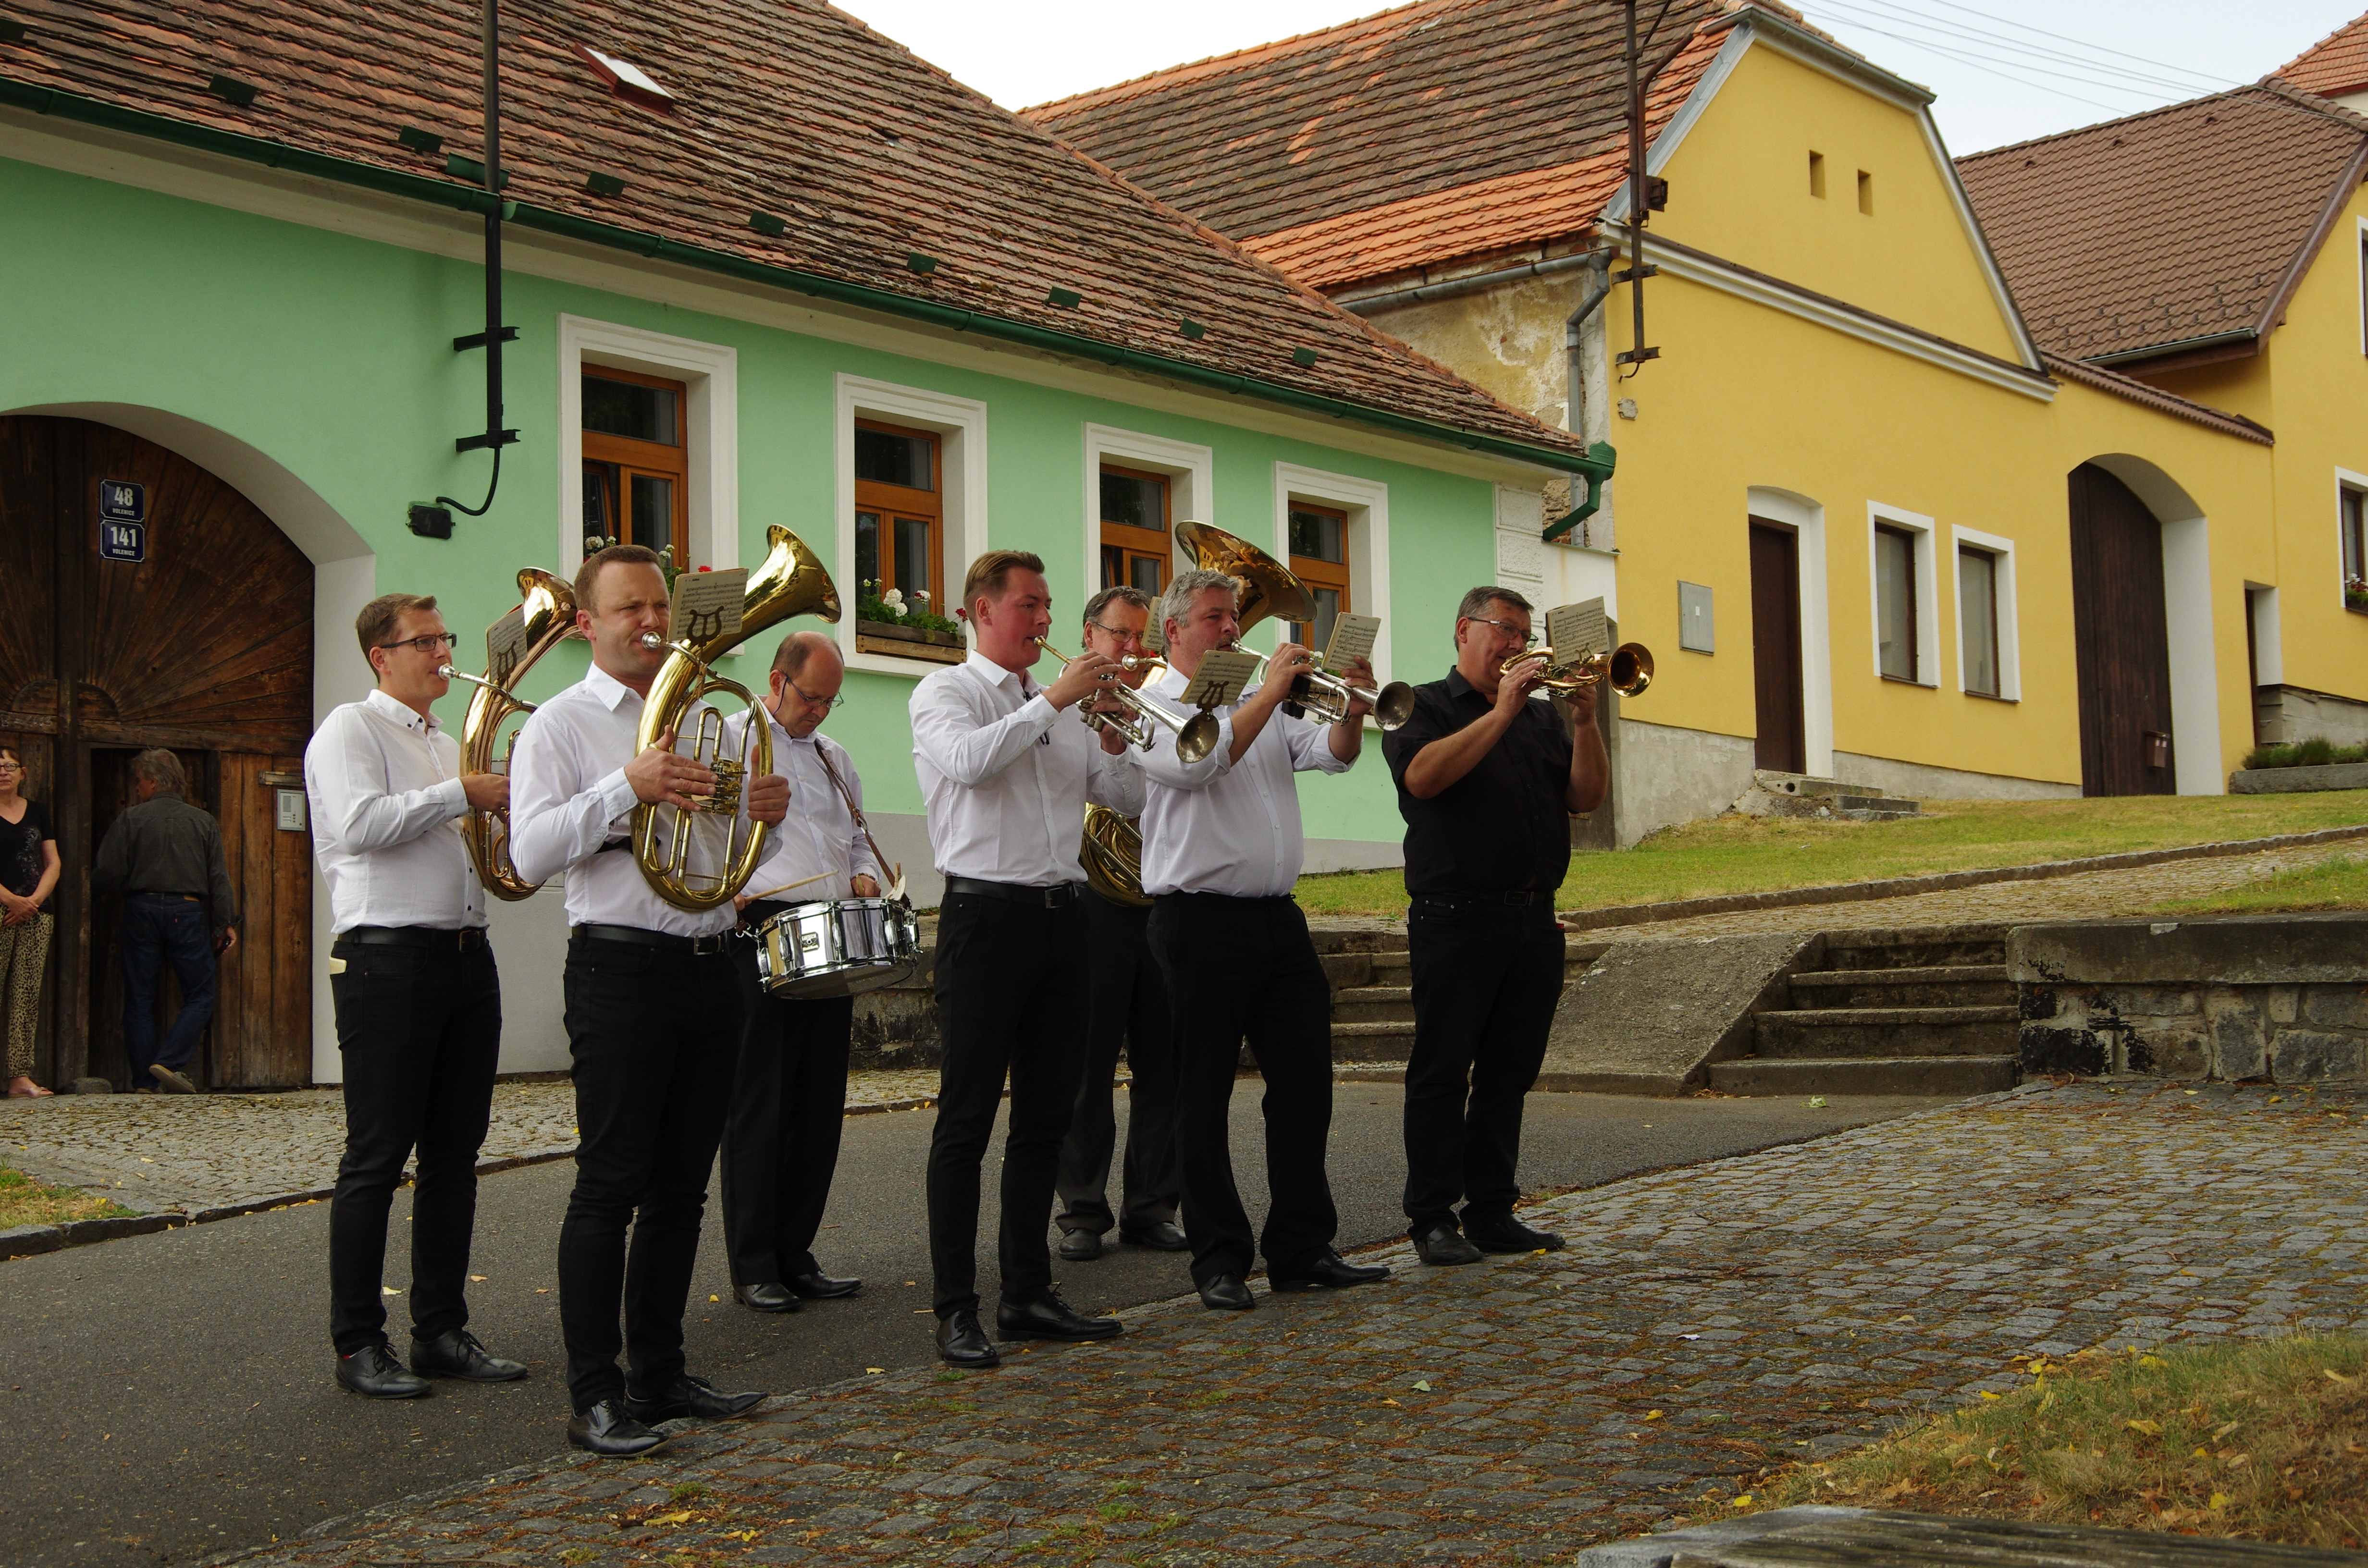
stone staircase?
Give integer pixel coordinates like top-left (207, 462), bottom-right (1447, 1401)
top-left (1707, 925), bottom-right (2019, 1096)
top-left (1316, 927), bottom-right (1608, 1066)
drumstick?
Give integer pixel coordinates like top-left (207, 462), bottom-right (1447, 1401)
top-left (741, 870), bottom-right (840, 904)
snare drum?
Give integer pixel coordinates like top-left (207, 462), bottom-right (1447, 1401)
top-left (752, 897), bottom-right (922, 999)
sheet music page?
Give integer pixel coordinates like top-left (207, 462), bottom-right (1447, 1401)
top-left (1547, 598), bottom-right (1608, 663)
top-left (668, 567), bottom-right (748, 646)
top-left (1322, 612), bottom-right (1380, 672)
top-left (483, 605), bottom-right (527, 687)
top-left (1181, 649), bottom-right (1260, 709)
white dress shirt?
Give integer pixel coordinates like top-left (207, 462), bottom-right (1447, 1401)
top-left (507, 662), bottom-right (738, 938)
top-left (910, 649), bottom-right (1145, 888)
top-left (304, 688), bottom-right (486, 933)
top-left (728, 705), bottom-right (884, 904)
top-left (1135, 665), bottom-right (1352, 898)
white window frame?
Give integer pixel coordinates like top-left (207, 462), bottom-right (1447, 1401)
top-left (2356, 217), bottom-right (2368, 356)
top-left (1270, 463), bottom-right (1392, 697)
top-left (2336, 466), bottom-right (2368, 608)
top-left (558, 314), bottom-right (738, 578)
top-left (1948, 524), bottom-right (2021, 701)
top-left (1081, 424), bottom-right (1213, 615)
top-left (836, 375), bottom-right (989, 679)
top-left (1866, 501), bottom-right (1939, 688)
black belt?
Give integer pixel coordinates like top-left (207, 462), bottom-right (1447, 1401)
top-left (572, 923), bottom-right (734, 956)
top-left (341, 925), bottom-right (488, 951)
top-left (128, 891), bottom-right (204, 902)
top-left (1415, 890), bottom-right (1556, 908)
top-left (945, 877), bottom-right (1081, 909)
top-left (741, 900), bottom-right (793, 927)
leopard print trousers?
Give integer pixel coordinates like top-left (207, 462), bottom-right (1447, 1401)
top-left (0, 912), bottom-right (51, 1079)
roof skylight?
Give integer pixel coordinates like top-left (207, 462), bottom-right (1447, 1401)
top-left (572, 44), bottom-right (677, 112)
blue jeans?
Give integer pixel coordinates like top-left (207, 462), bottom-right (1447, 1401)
top-left (121, 894), bottom-right (217, 1087)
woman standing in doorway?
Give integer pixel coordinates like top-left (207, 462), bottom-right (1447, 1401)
top-left (0, 746), bottom-right (61, 1098)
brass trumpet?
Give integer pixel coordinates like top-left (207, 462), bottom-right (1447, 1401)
top-left (440, 567), bottom-right (581, 899)
top-left (1167, 521), bottom-right (1412, 727)
top-left (1034, 638), bottom-right (1219, 763)
top-left (1518, 641), bottom-right (1655, 698)
top-left (1236, 648), bottom-right (1416, 729)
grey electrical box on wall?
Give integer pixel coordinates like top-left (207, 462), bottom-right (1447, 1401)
top-left (1678, 582), bottom-right (1714, 653)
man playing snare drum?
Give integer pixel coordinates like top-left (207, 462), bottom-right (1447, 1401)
top-left (722, 630), bottom-right (883, 1314)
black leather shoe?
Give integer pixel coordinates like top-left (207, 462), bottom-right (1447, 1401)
top-left (735, 1282), bottom-right (802, 1313)
top-left (787, 1269), bottom-right (861, 1299)
top-left (1119, 1220), bottom-right (1190, 1251)
top-left (1465, 1214), bottom-right (1566, 1254)
top-left (1270, 1249), bottom-right (1393, 1291)
top-left (936, 1309), bottom-right (1001, 1368)
top-left (567, 1397), bottom-right (667, 1457)
top-left (623, 1373), bottom-right (765, 1424)
top-left (1412, 1222), bottom-right (1485, 1267)
top-left (997, 1290), bottom-right (1122, 1342)
top-left (410, 1328), bottom-right (528, 1382)
top-left (336, 1339), bottom-right (431, 1399)
top-left (1197, 1274), bottom-right (1255, 1311)
top-left (1057, 1229), bottom-right (1104, 1262)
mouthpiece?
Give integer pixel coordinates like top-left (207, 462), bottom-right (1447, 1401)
top-left (637, 632), bottom-right (666, 650)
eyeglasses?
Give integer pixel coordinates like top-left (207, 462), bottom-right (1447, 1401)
top-left (1085, 621), bottom-right (1148, 641)
top-left (381, 633), bottom-right (457, 655)
top-left (1466, 615), bottom-right (1539, 649)
top-left (786, 678), bottom-right (843, 711)
top-left (0, 761), bottom-right (20, 772)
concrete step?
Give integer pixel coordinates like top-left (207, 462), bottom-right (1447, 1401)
top-left (1707, 1054), bottom-right (2017, 1096)
top-left (1753, 1007), bottom-right (2019, 1059)
top-left (1331, 987), bottom-right (1413, 1024)
top-left (1819, 926), bottom-right (2010, 970)
top-left (1326, 948), bottom-right (1599, 992)
top-left (1788, 965), bottom-right (2010, 1008)
top-left (1327, 1020), bottom-right (1416, 1062)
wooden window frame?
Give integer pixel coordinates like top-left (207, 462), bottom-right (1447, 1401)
top-left (854, 418), bottom-right (944, 612)
top-left (1099, 462), bottom-right (1172, 598)
top-left (582, 365), bottom-right (689, 563)
top-left (1286, 501), bottom-right (1352, 652)
top-left (1957, 543), bottom-right (2003, 699)
top-left (1874, 521), bottom-right (1919, 684)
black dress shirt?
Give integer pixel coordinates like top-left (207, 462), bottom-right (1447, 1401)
top-left (90, 791), bottom-right (240, 934)
top-left (1382, 669), bottom-right (1574, 898)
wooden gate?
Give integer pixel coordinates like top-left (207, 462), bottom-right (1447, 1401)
top-left (2067, 463), bottom-right (2175, 797)
top-left (1748, 519), bottom-right (1805, 774)
top-left (0, 416), bottom-right (314, 1088)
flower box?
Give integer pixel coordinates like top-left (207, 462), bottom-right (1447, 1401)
top-left (856, 620), bottom-right (967, 665)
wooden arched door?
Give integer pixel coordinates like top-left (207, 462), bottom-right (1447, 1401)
top-left (2067, 463), bottom-right (2175, 797)
top-left (0, 416), bottom-right (314, 1089)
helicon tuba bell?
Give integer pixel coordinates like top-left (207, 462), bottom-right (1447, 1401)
top-left (631, 525), bottom-right (842, 912)
top-left (441, 567), bottom-right (581, 899)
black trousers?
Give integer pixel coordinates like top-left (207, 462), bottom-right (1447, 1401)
top-left (925, 891), bottom-right (1088, 1316)
top-left (1054, 890), bottom-right (1177, 1238)
top-left (1401, 899), bottom-right (1566, 1234)
top-left (326, 935), bottom-right (502, 1356)
top-left (721, 929), bottom-right (855, 1287)
top-left (1147, 893), bottom-right (1337, 1285)
top-left (556, 932), bottom-right (740, 1412)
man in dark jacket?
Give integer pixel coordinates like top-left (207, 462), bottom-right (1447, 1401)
top-left (90, 749), bottom-right (239, 1093)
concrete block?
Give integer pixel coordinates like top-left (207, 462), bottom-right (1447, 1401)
top-left (2009, 915), bottom-right (2368, 986)
top-left (2267, 986), bottom-right (2301, 1024)
top-left (2228, 761), bottom-right (2368, 794)
top-left (1538, 931), bottom-right (1816, 1094)
top-left (2207, 994), bottom-right (2268, 1081)
top-left (2127, 1025), bottom-right (2210, 1080)
top-left (0, 1225), bottom-right (62, 1257)
top-left (2272, 1029), bottom-right (2368, 1082)
top-left (2118, 987), bottom-right (2199, 1017)
top-left (2300, 987), bottom-right (2368, 1031)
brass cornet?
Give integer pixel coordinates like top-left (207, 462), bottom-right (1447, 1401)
top-left (1518, 641), bottom-right (1655, 698)
top-left (1034, 638), bottom-right (1219, 763)
top-left (1236, 648), bottom-right (1416, 729)
top-left (440, 567), bottom-right (581, 899)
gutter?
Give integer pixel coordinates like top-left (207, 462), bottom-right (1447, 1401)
top-left (0, 77), bottom-right (1614, 486)
top-left (1334, 248), bottom-right (1609, 314)
top-left (2086, 329), bottom-right (2257, 368)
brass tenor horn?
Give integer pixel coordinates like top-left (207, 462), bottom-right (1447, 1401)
top-left (440, 567), bottom-right (580, 899)
top-left (630, 525), bottom-right (841, 911)
top-left (1172, 521), bottom-right (1413, 725)
top-left (1080, 805), bottom-right (1153, 909)
top-left (1526, 641), bottom-right (1654, 698)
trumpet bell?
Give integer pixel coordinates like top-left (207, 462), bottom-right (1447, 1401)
top-left (1608, 642), bottom-right (1653, 698)
top-left (1175, 521), bottom-right (1316, 635)
top-left (1370, 680), bottom-right (1416, 729)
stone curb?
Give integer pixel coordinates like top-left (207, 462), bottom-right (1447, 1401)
top-left (1556, 823), bottom-right (2368, 933)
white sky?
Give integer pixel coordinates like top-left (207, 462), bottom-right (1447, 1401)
top-left (834, 0), bottom-right (2361, 156)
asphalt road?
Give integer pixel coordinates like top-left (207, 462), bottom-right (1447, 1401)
top-left (0, 1086), bottom-right (1949, 1567)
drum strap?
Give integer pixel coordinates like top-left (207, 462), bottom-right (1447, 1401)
top-left (814, 743), bottom-right (898, 891)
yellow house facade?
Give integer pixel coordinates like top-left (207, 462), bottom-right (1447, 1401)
top-left (1034, 0), bottom-right (2365, 840)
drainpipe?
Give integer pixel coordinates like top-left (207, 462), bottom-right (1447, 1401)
top-left (1564, 248), bottom-right (1615, 439)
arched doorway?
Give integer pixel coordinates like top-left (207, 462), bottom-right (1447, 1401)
top-left (0, 416), bottom-right (315, 1089)
top-left (2067, 462), bottom-right (2175, 796)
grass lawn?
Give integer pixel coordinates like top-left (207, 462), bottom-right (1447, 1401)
top-left (2163, 853), bottom-right (2368, 916)
top-left (1294, 792), bottom-right (2368, 919)
top-left (1699, 1333), bottom-right (2368, 1548)
top-left (0, 1157), bottom-right (137, 1229)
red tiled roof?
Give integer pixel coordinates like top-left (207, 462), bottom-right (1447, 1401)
top-left (1956, 85), bottom-right (2368, 364)
top-left (1026, 0), bottom-right (1737, 287)
top-left (2040, 353), bottom-right (2273, 445)
top-left (0, 0), bottom-right (1591, 460)
top-left (2277, 11), bottom-right (2368, 100)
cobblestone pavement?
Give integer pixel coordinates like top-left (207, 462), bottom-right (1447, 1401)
top-left (0, 1071), bottom-right (944, 1217)
top-left (1595, 839), bottom-right (2364, 941)
top-left (219, 1079), bottom-right (2368, 1567)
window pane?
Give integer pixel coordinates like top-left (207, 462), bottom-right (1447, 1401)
top-left (1295, 588), bottom-right (1342, 659)
top-left (629, 474), bottom-right (674, 554)
top-left (855, 427), bottom-right (934, 491)
top-left (1959, 547), bottom-right (1998, 697)
top-left (856, 511), bottom-right (881, 597)
top-left (1876, 527), bottom-right (1915, 681)
top-left (2345, 490), bottom-right (2366, 581)
top-left (1130, 554), bottom-right (1163, 596)
top-left (1100, 469), bottom-right (1167, 532)
top-left (583, 375), bottom-right (678, 445)
top-left (583, 460), bottom-right (618, 547)
top-left (1101, 544), bottom-right (1126, 591)
top-left (1288, 507), bottom-right (1345, 563)
top-left (893, 515), bottom-right (931, 600)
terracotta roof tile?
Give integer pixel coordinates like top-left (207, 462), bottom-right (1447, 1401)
top-left (0, 0), bottom-right (1588, 458)
top-left (1956, 85), bottom-right (2368, 363)
top-left (1026, 0), bottom-right (1734, 284)
top-left (2277, 11), bottom-right (2368, 100)
top-left (2040, 352), bottom-right (2273, 444)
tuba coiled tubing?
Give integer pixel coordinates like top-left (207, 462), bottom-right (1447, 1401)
top-left (444, 567), bottom-right (581, 900)
top-left (1080, 804), bottom-right (1153, 908)
top-left (630, 525), bottom-right (841, 912)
